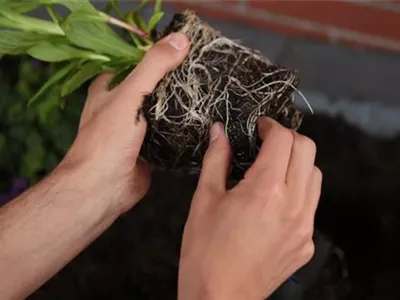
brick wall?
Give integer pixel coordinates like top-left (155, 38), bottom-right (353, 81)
top-left (169, 0), bottom-right (400, 53)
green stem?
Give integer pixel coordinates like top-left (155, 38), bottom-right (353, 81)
top-left (46, 5), bottom-right (63, 24)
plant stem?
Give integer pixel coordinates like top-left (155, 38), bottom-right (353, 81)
top-left (108, 16), bottom-right (149, 39)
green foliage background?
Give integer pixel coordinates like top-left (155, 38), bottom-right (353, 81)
top-left (0, 56), bottom-right (85, 187)
top-left (0, 0), bottom-right (165, 190)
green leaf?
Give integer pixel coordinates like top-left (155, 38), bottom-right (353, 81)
top-left (3, 0), bottom-right (94, 13)
top-left (62, 16), bottom-right (144, 59)
top-left (0, 8), bottom-right (64, 36)
top-left (154, 0), bottom-right (162, 14)
top-left (108, 0), bottom-right (124, 18)
top-left (148, 12), bottom-right (164, 32)
top-left (63, 9), bottom-right (109, 24)
top-left (5, 2), bottom-right (43, 13)
top-left (131, 11), bottom-right (148, 33)
top-left (0, 30), bottom-right (47, 55)
top-left (28, 61), bottom-right (79, 106)
top-left (125, 11), bottom-right (146, 46)
top-left (27, 42), bottom-right (78, 62)
top-left (27, 41), bottom-right (111, 62)
top-left (139, 0), bottom-right (149, 10)
top-left (61, 61), bottom-right (104, 97)
top-left (62, 0), bottom-right (95, 12)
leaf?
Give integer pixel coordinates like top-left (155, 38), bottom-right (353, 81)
top-left (27, 41), bottom-right (111, 62)
top-left (28, 61), bottom-right (79, 106)
top-left (0, 8), bottom-right (64, 36)
top-left (126, 10), bottom-right (148, 32)
top-left (3, 0), bottom-right (94, 13)
top-left (61, 61), bottom-right (104, 97)
top-left (125, 11), bottom-right (146, 46)
top-left (62, 16), bottom-right (144, 59)
top-left (27, 42), bottom-right (78, 62)
top-left (139, 0), bottom-right (149, 10)
top-left (63, 9), bottom-right (109, 24)
top-left (154, 0), bottom-right (162, 14)
top-left (108, 0), bottom-right (124, 18)
top-left (53, 0), bottom-right (95, 12)
top-left (0, 30), bottom-right (47, 55)
top-left (5, 2), bottom-right (43, 13)
top-left (148, 11), bottom-right (164, 32)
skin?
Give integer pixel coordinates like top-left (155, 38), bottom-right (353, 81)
top-left (0, 32), bottom-right (322, 300)
top-left (179, 120), bottom-right (321, 300)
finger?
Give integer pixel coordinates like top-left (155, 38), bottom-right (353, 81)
top-left (305, 167), bottom-right (322, 224)
top-left (80, 73), bottom-right (114, 128)
top-left (87, 73), bottom-right (114, 99)
top-left (246, 117), bottom-right (294, 181)
top-left (115, 32), bottom-right (190, 109)
top-left (286, 133), bottom-right (316, 195)
top-left (195, 123), bottom-right (231, 212)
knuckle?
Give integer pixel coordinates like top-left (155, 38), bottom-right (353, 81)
top-left (88, 74), bottom-right (112, 97)
top-left (285, 204), bottom-right (303, 221)
top-left (298, 224), bottom-right (313, 241)
top-left (203, 144), bottom-right (223, 165)
top-left (261, 180), bottom-right (284, 201)
top-left (301, 242), bottom-right (315, 263)
top-left (197, 182), bottom-right (222, 202)
top-left (259, 119), bottom-right (293, 143)
top-left (295, 134), bottom-right (316, 154)
top-left (313, 166), bottom-right (323, 181)
top-left (271, 123), bottom-right (293, 142)
top-left (147, 43), bottom-right (179, 67)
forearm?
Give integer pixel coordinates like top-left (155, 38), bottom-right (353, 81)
top-left (0, 164), bottom-right (118, 300)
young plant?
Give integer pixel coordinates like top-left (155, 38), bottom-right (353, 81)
top-left (0, 0), bottom-right (310, 179)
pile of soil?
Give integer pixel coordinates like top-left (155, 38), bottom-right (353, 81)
top-left (29, 114), bottom-right (400, 300)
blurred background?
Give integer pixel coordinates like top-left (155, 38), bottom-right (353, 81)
top-left (1, 1), bottom-right (400, 299)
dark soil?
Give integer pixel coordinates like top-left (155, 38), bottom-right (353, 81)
top-left (141, 11), bottom-right (302, 179)
top-left (28, 114), bottom-right (400, 300)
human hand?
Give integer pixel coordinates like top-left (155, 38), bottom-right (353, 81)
top-left (60, 33), bottom-right (190, 216)
top-left (179, 118), bottom-right (322, 300)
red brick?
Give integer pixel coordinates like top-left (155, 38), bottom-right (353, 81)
top-left (248, 1), bottom-right (400, 41)
top-left (171, 3), bottom-right (330, 43)
top-left (170, 2), bottom-right (399, 54)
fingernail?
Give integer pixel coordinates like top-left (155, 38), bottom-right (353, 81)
top-left (168, 33), bottom-right (189, 51)
top-left (210, 123), bottom-right (223, 142)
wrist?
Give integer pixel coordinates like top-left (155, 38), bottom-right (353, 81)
top-left (53, 157), bottom-right (121, 222)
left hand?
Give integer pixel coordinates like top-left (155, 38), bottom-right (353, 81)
top-left (61, 32), bottom-right (190, 216)
top-left (0, 33), bottom-right (190, 300)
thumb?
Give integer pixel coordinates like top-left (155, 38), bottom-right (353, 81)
top-left (116, 32), bottom-right (190, 106)
top-left (195, 123), bottom-right (231, 210)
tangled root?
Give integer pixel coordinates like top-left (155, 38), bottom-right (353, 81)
top-left (141, 10), bottom-right (307, 178)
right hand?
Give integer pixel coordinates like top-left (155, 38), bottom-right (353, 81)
top-left (179, 117), bottom-right (322, 300)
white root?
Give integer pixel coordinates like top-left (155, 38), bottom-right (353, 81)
top-left (150, 11), bottom-right (311, 166)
